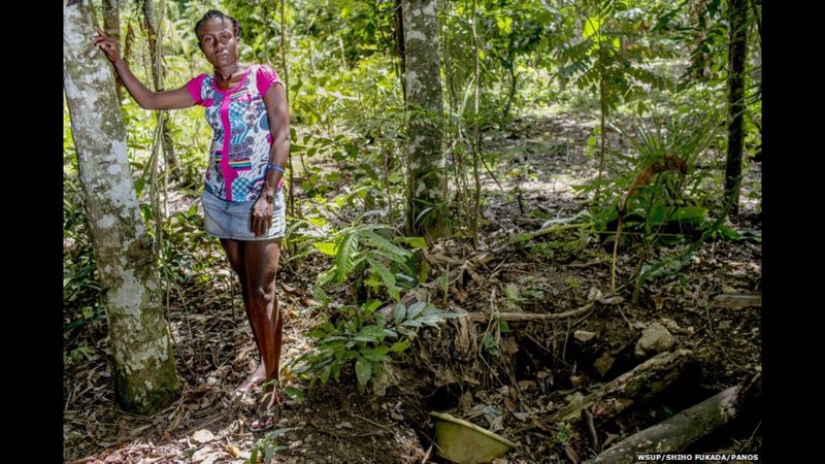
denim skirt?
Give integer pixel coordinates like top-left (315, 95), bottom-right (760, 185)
top-left (201, 189), bottom-right (286, 241)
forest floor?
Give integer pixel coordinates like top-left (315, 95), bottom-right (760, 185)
top-left (63, 111), bottom-right (762, 464)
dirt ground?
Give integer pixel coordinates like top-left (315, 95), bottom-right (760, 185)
top-left (63, 114), bottom-right (762, 464)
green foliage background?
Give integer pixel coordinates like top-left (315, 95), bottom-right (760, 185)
top-left (64, 0), bottom-right (760, 386)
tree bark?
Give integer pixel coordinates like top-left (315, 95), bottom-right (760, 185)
top-left (64, 0), bottom-right (181, 415)
top-left (402, 0), bottom-right (449, 240)
top-left (593, 386), bottom-right (742, 463)
top-left (142, 0), bottom-right (179, 182)
top-left (724, 0), bottom-right (748, 216)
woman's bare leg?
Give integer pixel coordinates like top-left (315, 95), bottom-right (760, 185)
top-left (241, 238), bottom-right (283, 403)
top-left (220, 238), bottom-right (266, 393)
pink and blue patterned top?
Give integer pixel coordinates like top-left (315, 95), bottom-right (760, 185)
top-left (186, 64), bottom-right (284, 202)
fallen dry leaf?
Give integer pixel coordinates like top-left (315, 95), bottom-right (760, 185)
top-left (225, 444), bottom-right (241, 458)
top-left (504, 398), bottom-right (519, 412)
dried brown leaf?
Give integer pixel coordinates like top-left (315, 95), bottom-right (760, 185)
top-left (504, 398), bottom-right (519, 412)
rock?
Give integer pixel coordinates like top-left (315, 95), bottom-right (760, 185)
top-left (574, 330), bottom-right (596, 342)
top-left (587, 287), bottom-right (603, 301)
top-left (191, 429), bottom-right (214, 444)
top-left (660, 317), bottom-right (681, 332)
top-left (635, 322), bottom-right (676, 357)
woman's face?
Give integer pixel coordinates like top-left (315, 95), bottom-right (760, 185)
top-left (197, 18), bottom-right (238, 68)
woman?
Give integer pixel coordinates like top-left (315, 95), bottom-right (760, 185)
top-left (94, 9), bottom-right (289, 429)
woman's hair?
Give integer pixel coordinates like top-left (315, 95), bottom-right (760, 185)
top-left (194, 10), bottom-right (241, 43)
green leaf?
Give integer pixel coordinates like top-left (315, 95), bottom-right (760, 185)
top-left (368, 258), bottom-right (399, 300)
top-left (313, 241), bottom-right (337, 256)
top-left (362, 230), bottom-right (411, 262)
top-left (355, 357), bottom-right (373, 387)
top-left (396, 236), bottom-right (428, 249)
top-left (583, 17), bottom-right (601, 38)
top-left (496, 16), bottom-right (513, 34)
top-left (407, 301), bottom-right (428, 319)
top-left (353, 325), bottom-right (388, 343)
top-left (418, 313), bottom-right (447, 328)
top-left (393, 303), bottom-right (407, 325)
top-left (281, 387), bottom-right (304, 403)
top-left (362, 345), bottom-right (390, 362)
top-left (390, 339), bottom-right (411, 353)
top-left (333, 232), bottom-right (360, 283)
top-left (362, 299), bottom-right (383, 313)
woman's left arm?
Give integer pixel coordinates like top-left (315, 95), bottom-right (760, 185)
top-left (251, 82), bottom-right (290, 236)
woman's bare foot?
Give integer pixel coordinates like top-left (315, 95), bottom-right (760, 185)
top-left (249, 382), bottom-right (288, 432)
top-left (237, 363), bottom-right (266, 393)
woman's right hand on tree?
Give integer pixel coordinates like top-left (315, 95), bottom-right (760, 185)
top-left (93, 29), bottom-right (121, 63)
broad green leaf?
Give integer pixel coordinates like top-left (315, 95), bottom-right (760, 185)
top-left (313, 242), bottom-right (337, 256)
top-left (396, 236), bottom-right (428, 249)
top-left (418, 313), bottom-right (447, 328)
top-left (393, 303), bottom-right (407, 325)
top-left (362, 345), bottom-right (390, 362)
top-left (583, 17), bottom-right (601, 38)
top-left (354, 325), bottom-right (388, 343)
top-left (496, 16), bottom-right (513, 34)
top-left (390, 339), bottom-right (411, 352)
top-left (407, 301), bottom-right (428, 319)
top-left (362, 300), bottom-right (383, 313)
top-left (355, 357), bottom-right (373, 387)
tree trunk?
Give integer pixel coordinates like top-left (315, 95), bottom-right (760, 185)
top-left (402, 0), bottom-right (449, 240)
top-left (689, 0), bottom-right (712, 80)
top-left (142, 0), bottom-right (179, 183)
top-left (594, 386), bottom-right (742, 463)
top-left (724, 0), bottom-right (748, 216)
top-left (552, 349), bottom-right (692, 422)
top-left (64, 0), bottom-right (181, 415)
top-left (394, 0), bottom-right (407, 101)
top-left (102, 0), bottom-right (122, 99)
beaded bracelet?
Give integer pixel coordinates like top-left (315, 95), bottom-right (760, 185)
top-left (267, 164), bottom-right (285, 174)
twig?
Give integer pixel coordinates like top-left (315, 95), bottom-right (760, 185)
top-left (466, 300), bottom-right (596, 323)
top-left (352, 413), bottom-right (391, 430)
top-left (738, 420), bottom-right (761, 453)
top-left (421, 444), bottom-right (433, 464)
